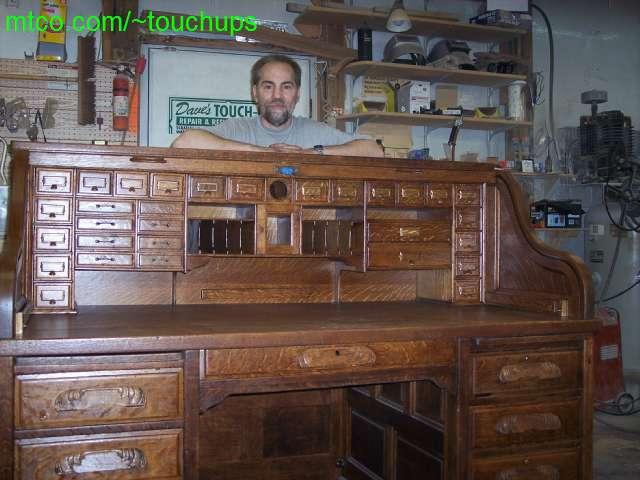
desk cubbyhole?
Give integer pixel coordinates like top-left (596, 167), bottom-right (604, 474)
top-left (187, 204), bottom-right (255, 255)
top-left (301, 207), bottom-right (363, 257)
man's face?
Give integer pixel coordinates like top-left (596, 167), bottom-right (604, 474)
top-left (252, 62), bottom-right (300, 129)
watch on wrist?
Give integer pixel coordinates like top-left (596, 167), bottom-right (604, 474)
top-left (313, 144), bottom-right (324, 155)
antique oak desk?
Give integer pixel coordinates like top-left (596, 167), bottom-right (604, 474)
top-left (0, 143), bottom-right (597, 479)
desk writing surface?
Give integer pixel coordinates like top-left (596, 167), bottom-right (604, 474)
top-left (1, 302), bottom-right (599, 356)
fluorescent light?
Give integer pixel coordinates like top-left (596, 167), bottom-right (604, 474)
top-left (386, 0), bottom-right (412, 33)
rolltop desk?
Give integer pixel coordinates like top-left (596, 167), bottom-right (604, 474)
top-left (0, 142), bottom-right (597, 479)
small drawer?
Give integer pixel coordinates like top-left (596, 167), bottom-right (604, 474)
top-left (77, 234), bottom-right (134, 250)
top-left (426, 184), bottom-right (451, 207)
top-left (115, 171), bottom-right (148, 197)
top-left (76, 199), bottom-right (134, 214)
top-left (35, 198), bottom-right (71, 223)
top-left (456, 232), bottom-right (481, 253)
top-left (455, 255), bottom-right (480, 277)
top-left (367, 243), bottom-right (451, 270)
top-left (138, 254), bottom-right (183, 270)
top-left (16, 429), bottom-right (182, 480)
top-left (139, 201), bottom-right (184, 216)
top-left (204, 339), bottom-right (455, 378)
top-left (138, 218), bottom-right (183, 233)
top-left (227, 177), bottom-right (264, 201)
top-left (15, 369), bottom-right (183, 429)
top-left (138, 236), bottom-right (183, 251)
top-left (189, 175), bottom-right (225, 200)
top-left (472, 350), bottom-right (581, 397)
top-left (34, 283), bottom-right (71, 309)
top-left (35, 255), bottom-right (71, 280)
top-left (398, 183), bottom-right (425, 207)
top-left (77, 217), bottom-right (133, 231)
top-left (455, 184), bottom-right (482, 206)
top-left (368, 221), bottom-right (451, 243)
top-left (151, 173), bottom-right (184, 198)
top-left (36, 168), bottom-right (72, 195)
top-left (454, 278), bottom-right (481, 302)
top-left (77, 170), bottom-right (112, 195)
top-left (471, 399), bottom-right (580, 449)
top-left (367, 181), bottom-right (396, 207)
top-left (295, 179), bottom-right (330, 203)
top-left (333, 181), bottom-right (363, 205)
top-left (471, 449), bottom-right (579, 480)
top-left (35, 227), bottom-right (71, 251)
top-left (77, 253), bottom-right (134, 267)
top-left (455, 207), bottom-right (482, 231)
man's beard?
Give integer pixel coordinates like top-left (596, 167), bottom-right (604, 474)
top-left (262, 103), bottom-right (291, 127)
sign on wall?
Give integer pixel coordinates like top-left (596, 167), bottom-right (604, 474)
top-left (168, 97), bottom-right (258, 134)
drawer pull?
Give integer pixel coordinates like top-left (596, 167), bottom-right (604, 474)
top-left (399, 227), bottom-right (421, 238)
top-left (94, 256), bottom-right (116, 262)
top-left (496, 413), bottom-right (562, 435)
top-left (55, 386), bottom-right (146, 412)
top-left (95, 239), bottom-right (116, 244)
top-left (497, 464), bottom-right (560, 480)
top-left (499, 361), bottom-right (562, 383)
top-left (95, 203), bottom-right (116, 209)
top-left (55, 448), bottom-right (147, 475)
top-left (96, 221), bottom-right (116, 227)
top-left (299, 345), bottom-right (376, 369)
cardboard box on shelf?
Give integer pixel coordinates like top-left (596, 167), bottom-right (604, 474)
top-left (435, 85), bottom-right (458, 110)
top-left (358, 124), bottom-right (412, 159)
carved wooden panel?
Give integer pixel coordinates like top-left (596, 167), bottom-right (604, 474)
top-left (77, 171), bottom-right (112, 195)
top-left (35, 198), bottom-right (72, 223)
top-left (471, 448), bottom-right (579, 480)
top-left (472, 350), bottom-right (581, 397)
top-left (471, 400), bottom-right (580, 448)
top-left (15, 429), bottom-right (182, 480)
top-left (204, 340), bottom-right (455, 379)
top-left (367, 243), bottom-right (451, 270)
top-left (368, 220), bottom-right (451, 243)
top-left (16, 369), bottom-right (183, 428)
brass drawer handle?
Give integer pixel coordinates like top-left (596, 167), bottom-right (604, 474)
top-left (499, 361), bottom-right (562, 383)
top-left (95, 221), bottom-right (116, 227)
top-left (299, 345), bottom-right (376, 369)
top-left (95, 256), bottom-right (116, 262)
top-left (497, 464), bottom-right (560, 480)
top-left (55, 448), bottom-right (147, 475)
top-left (95, 239), bottom-right (116, 244)
top-left (55, 386), bottom-right (146, 412)
top-left (496, 413), bottom-right (562, 435)
top-left (95, 203), bottom-right (117, 209)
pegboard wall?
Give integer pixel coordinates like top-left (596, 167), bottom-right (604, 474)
top-left (0, 58), bottom-right (137, 146)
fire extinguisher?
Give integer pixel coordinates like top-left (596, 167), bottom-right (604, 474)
top-left (112, 65), bottom-right (129, 131)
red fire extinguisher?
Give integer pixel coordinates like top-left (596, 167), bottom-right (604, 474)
top-left (112, 66), bottom-right (129, 131)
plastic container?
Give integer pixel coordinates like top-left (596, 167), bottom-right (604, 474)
top-left (507, 80), bottom-right (526, 121)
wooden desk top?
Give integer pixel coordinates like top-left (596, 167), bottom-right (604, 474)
top-left (0, 302), bottom-right (599, 356)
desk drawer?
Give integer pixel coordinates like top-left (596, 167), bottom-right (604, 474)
top-left (333, 180), bottom-right (363, 205)
top-left (189, 175), bottom-right (225, 200)
top-left (455, 184), bottom-right (482, 206)
top-left (151, 173), bottom-right (184, 198)
top-left (35, 198), bottom-right (71, 223)
top-left (472, 449), bottom-right (579, 480)
top-left (78, 171), bottom-right (112, 195)
top-left (472, 350), bottom-right (581, 397)
top-left (77, 253), bottom-right (134, 268)
top-left (455, 207), bottom-right (481, 231)
top-left (35, 255), bottom-right (71, 280)
top-left (455, 255), bottom-right (480, 277)
top-left (398, 183), bottom-right (425, 206)
top-left (115, 172), bottom-right (148, 197)
top-left (138, 254), bottom-right (183, 270)
top-left (16, 369), bottom-right (182, 429)
top-left (36, 169), bottom-right (73, 195)
top-left (77, 199), bottom-right (134, 214)
top-left (77, 234), bottom-right (134, 250)
top-left (77, 217), bottom-right (133, 232)
top-left (368, 221), bottom-right (450, 243)
top-left (35, 227), bottom-right (71, 251)
top-left (367, 243), bottom-right (451, 269)
top-left (16, 429), bottom-right (182, 480)
top-left (367, 181), bottom-right (396, 206)
top-left (34, 284), bottom-right (71, 309)
top-left (227, 177), bottom-right (264, 201)
top-left (139, 201), bottom-right (183, 216)
top-left (204, 340), bottom-right (455, 379)
top-left (138, 236), bottom-right (183, 251)
top-left (295, 179), bottom-right (330, 203)
top-left (138, 218), bottom-right (183, 233)
top-left (471, 399), bottom-right (580, 449)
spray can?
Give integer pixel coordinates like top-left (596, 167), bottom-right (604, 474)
top-left (507, 80), bottom-right (527, 121)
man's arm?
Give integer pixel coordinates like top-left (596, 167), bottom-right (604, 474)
top-left (304, 139), bottom-right (384, 158)
top-left (171, 129), bottom-right (269, 152)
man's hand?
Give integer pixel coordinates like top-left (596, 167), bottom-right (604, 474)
top-left (268, 143), bottom-right (303, 152)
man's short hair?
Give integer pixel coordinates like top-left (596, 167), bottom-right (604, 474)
top-left (251, 54), bottom-right (301, 88)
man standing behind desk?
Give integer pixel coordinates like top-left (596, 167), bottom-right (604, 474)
top-left (171, 54), bottom-right (383, 157)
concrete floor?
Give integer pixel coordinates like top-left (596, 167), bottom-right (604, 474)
top-left (593, 374), bottom-right (640, 479)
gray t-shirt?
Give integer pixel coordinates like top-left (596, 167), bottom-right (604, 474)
top-left (210, 116), bottom-right (365, 149)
